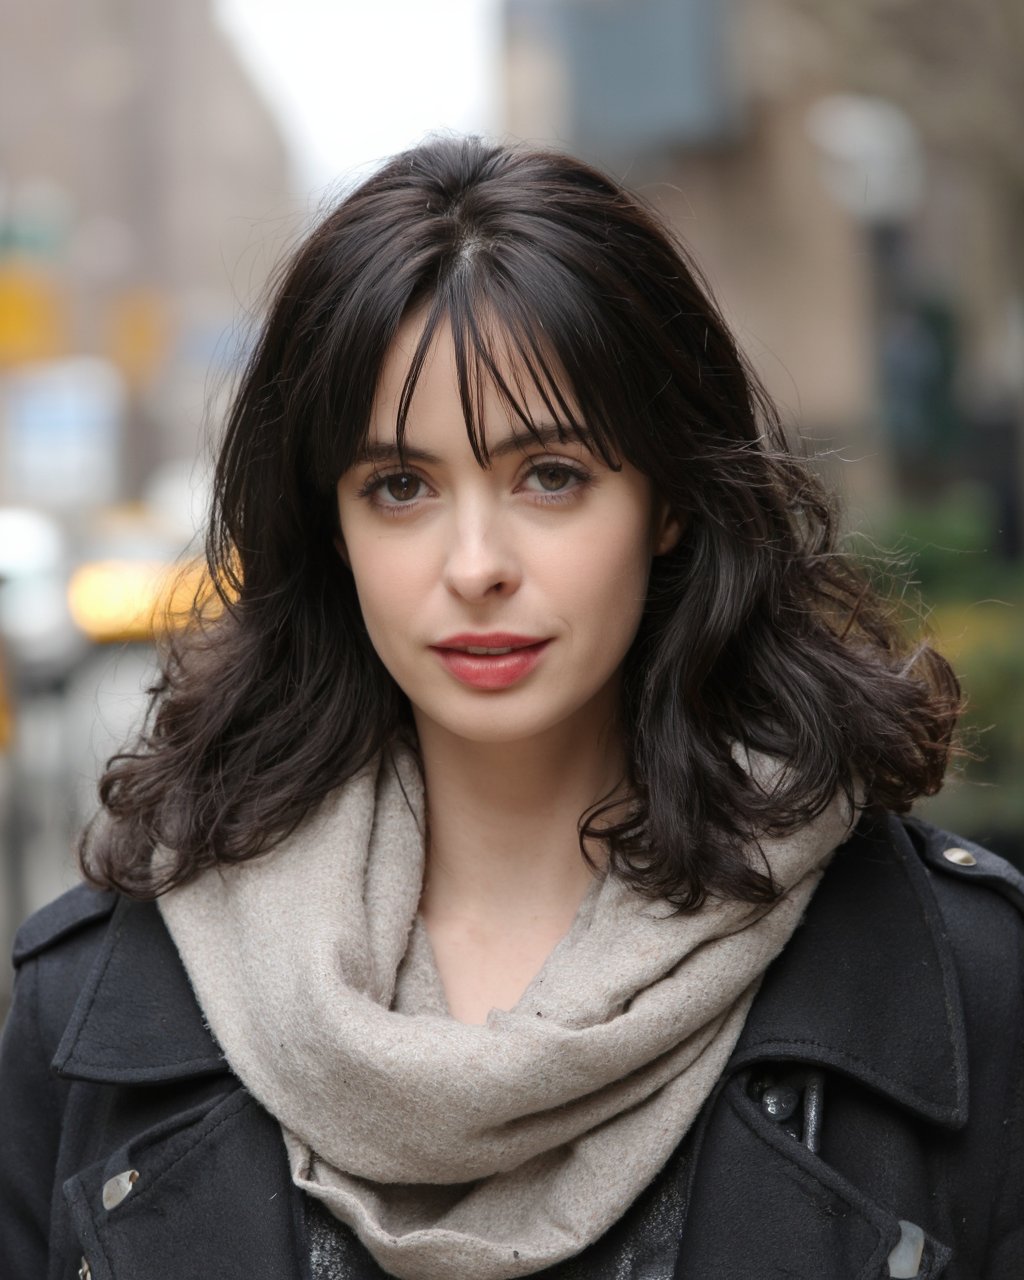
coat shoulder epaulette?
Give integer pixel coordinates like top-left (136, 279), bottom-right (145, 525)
top-left (902, 815), bottom-right (1024, 917)
top-left (12, 883), bottom-right (118, 968)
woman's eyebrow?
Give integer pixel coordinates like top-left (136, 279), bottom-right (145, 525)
top-left (355, 424), bottom-right (595, 466)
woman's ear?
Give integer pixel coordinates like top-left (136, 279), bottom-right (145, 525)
top-left (652, 498), bottom-right (685, 556)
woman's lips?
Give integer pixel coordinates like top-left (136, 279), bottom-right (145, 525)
top-left (431, 640), bottom-right (551, 690)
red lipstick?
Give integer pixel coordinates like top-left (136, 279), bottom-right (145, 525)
top-left (430, 633), bottom-right (551, 690)
top-left (435, 632), bottom-right (545, 649)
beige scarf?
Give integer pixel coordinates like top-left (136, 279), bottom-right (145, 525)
top-left (158, 742), bottom-right (853, 1280)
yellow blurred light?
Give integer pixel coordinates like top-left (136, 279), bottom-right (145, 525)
top-left (67, 558), bottom-right (213, 643)
top-left (107, 288), bottom-right (169, 389)
top-left (0, 264), bottom-right (66, 366)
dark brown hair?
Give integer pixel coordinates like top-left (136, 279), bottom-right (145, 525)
top-left (83, 136), bottom-right (960, 905)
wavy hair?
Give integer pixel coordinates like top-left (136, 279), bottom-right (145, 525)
top-left (83, 136), bottom-right (960, 904)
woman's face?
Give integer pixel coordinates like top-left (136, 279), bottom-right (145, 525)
top-left (335, 314), bottom-right (681, 749)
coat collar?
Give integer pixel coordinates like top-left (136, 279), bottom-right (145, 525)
top-left (731, 809), bottom-right (969, 1128)
top-left (53, 890), bottom-right (228, 1083)
top-left (54, 811), bottom-right (969, 1128)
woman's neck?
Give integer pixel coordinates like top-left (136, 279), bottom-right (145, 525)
top-left (414, 715), bottom-right (625, 931)
top-left (411, 714), bottom-right (628, 1023)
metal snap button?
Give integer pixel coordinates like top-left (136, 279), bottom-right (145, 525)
top-left (761, 1084), bottom-right (800, 1121)
top-left (102, 1168), bottom-right (140, 1210)
top-left (942, 847), bottom-right (977, 867)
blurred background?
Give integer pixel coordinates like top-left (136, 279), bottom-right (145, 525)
top-left (1, 0), bottom-right (1022, 1004)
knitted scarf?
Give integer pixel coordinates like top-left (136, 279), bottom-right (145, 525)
top-left (158, 741), bottom-right (853, 1280)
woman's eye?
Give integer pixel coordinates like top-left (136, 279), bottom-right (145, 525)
top-left (524, 463), bottom-right (587, 495)
top-left (373, 472), bottom-right (423, 504)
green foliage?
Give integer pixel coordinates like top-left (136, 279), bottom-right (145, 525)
top-left (868, 482), bottom-right (1009, 601)
top-left (855, 486), bottom-right (1024, 844)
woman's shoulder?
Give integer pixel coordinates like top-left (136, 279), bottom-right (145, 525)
top-left (7, 885), bottom-right (220, 1082)
top-left (12, 881), bottom-right (118, 969)
top-left (898, 812), bottom-right (1024, 911)
top-left (9, 884), bottom-right (119, 1055)
top-left (894, 814), bottom-right (1024, 1065)
top-left (894, 813), bottom-right (1024, 994)
top-left (842, 809), bottom-right (1024, 953)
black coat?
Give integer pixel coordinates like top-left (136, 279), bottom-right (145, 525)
top-left (2, 811), bottom-right (1023, 1280)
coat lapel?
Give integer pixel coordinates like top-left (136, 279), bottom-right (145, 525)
top-left (675, 1072), bottom-right (952, 1278)
top-left (675, 811), bottom-right (965, 1278)
top-left (730, 810), bottom-right (969, 1127)
top-left (52, 898), bottom-right (310, 1279)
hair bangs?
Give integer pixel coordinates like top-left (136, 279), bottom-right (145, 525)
top-left (389, 265), bottom-right (625, 471)
top-left (472, 257), bottom-right (630, 470)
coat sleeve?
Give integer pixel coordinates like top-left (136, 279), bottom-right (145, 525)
top-left (907, 817), bottom-right (1024, 1276)
top-left (982, 905), bottom-right (1024, 1277)
top-left (0, 955), bottom-right (64, 1279)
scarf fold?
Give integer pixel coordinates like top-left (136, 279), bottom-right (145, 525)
top-left (158, 743), bottom-right (854, 1280)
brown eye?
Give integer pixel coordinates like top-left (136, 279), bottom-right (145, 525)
top-left (533, 465), bottom-right (573, 492)
top-left (384, 473), bottom-right (421, 502)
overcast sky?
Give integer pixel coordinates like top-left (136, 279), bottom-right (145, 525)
top-left (214, 0), bottom-right (502, 194)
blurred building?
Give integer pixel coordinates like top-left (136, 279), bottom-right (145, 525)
top-left (504, 0), bottom-right (1024, 529)
top-left (0, 0), bottom-right (294, 506)
top-left (0, 0), bottom-right (295, 1002)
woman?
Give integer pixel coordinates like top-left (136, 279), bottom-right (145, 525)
top-left (2, 137), bottom-right (1022, 1280)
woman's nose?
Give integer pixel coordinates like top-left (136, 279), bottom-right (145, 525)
top-left (441, 506), bottom-right (521, 601)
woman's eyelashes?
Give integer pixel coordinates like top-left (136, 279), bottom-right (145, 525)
top-left (355, 459), bottom-right (594, 516)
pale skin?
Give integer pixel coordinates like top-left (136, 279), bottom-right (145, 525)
top-left (336, 314), bottom-right (682, 1023)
